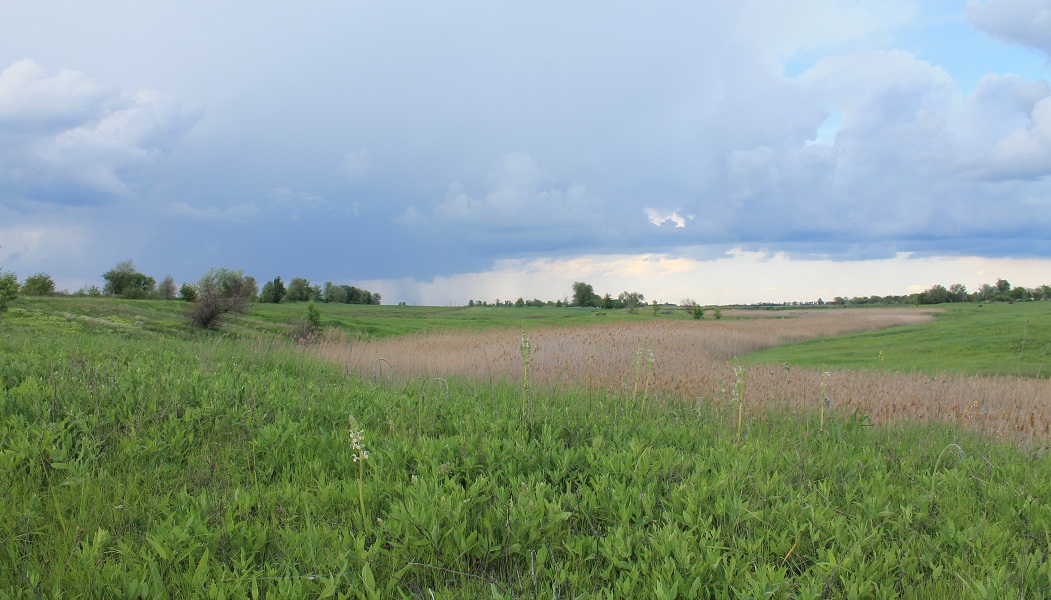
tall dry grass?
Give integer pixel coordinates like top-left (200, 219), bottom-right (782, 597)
top-left (310, 308), bottom-right (1051, 444)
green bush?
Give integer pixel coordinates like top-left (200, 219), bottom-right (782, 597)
top-left (21, 272), bottom-right (56, 296)
top-left (0, 270), bottom-right (18, 312)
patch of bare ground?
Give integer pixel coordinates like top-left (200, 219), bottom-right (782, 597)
top-left (311, 308), bottom-right (1050, 444)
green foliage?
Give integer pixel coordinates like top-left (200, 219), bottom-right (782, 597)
top-left (102, 260), bottom-right (156, 299)
top-left (745, 303), bottom-right (1051, 378)
top-left (571, 281), bottom-right (599, 307)
top-left (713, 306), bottom-right (722, 320)
top-left (1, 315), bottom-right (1049, 597)
top-left (619, 291), bottom-right (645, 313)
top-left (0, 270), bottom-right (19, 312)
top-left (21, 272), bottom-right (56, 296)
top-left (190, 267), bottom-right (254, 329)
top-left (178, 283), bottom-right (197, 302)
top-left (259, 276), bottom-right (286, 304)
top-left (285, 277), bottom-right (313, 302)
top-left (692, 305), bottom-right (705, 320)
top-left (306, 299), bottom-right (322, 331)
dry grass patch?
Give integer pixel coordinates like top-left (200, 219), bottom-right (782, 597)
top-left (311, 308), bottom-right (1050, 443)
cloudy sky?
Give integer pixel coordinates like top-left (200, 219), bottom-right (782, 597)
top-left (2, 0), bottom-right (1050, 305)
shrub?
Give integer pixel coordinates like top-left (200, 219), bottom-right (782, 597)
top-left (306, 299), bottom-right (322, 331)
top-left (190, 268), bottom-right (253, 329)
top-left (0, 270), bottom-right (18, 313)
top-left (21, 272), bottom-right (56, 296)
top-left (178, 283), bottom-right (197, 302)
top-left (102, 260), bottom-right (155, 298)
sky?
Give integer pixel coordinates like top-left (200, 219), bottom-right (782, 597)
top-left (1, 0), bottom-right (1050, 306)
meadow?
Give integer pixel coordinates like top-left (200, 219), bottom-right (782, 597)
top-left (314, 305), bottom-right (1050, 443)
top-left (1, 298), bottom-right (1049, 597)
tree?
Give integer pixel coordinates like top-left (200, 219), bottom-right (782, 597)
top-left (692, 305), bottom-right (705, 320)
top-left (919, 284), bottom-right (950, 305)
top-left (0, 270), bottom-right (18, 314)
top-left (178, 283), bottom-right (197, 302)
top-left (328, 284), bottom-right (348, 304)
top-left (259, 277), bottom-right (286, 304)
top-left (158, 276), bottom-right (177, 300)
top-left (244, 276), bottom-right (259, 301)
top-left (102, 260), bottom-right (155, 299)
top-left (652, 300), bottom-right (659, 316)
top-left (285, 277), bottom-right (312, 302)
top-left (1009, 285), bottom-right (1030, 302)
top-left (21, 272), bottom-right (55, 296)
top-left (190, 268), bottom-right (254, 329)
top-left (618, 291), bottom-right (645, 313)
top-left (571, 282), bottom-right (599, 307)
top-left (948, 283), bottom-right (967, 303)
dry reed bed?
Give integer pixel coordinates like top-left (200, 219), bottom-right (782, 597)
top-left (311, 308), bottom-right (1051, 444)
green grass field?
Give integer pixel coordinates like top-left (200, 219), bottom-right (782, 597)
top-left (744, 302), bottom-right (1051, 378)
top-left (2, 297), bottom-right (1049, 597)
top-left (5, 296), bottom-right (677, 341)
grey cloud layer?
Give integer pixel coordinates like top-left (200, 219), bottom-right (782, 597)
top-left (0, 60), bottom-right (202, 205)
top-left (0, 1), bottom-right (1049, 293)
top-left (967, 0), bottom-right (1051, 57)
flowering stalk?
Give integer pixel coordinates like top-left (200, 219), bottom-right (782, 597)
top-left (348, 416), bottom-right (369, 527)
top-left (519, 328), bottom-right (531, 390)
top-left (820, 370), bottom-right (831, 430)
top-left (732, 358), bottom-right (746, 443)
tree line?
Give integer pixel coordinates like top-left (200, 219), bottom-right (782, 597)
top-left (467, 278), bottom-right (1051, 312)
top-left (803, 278), bottom-right (1051, 307)
top-left (0, 260), bottom-right (380, 329)
top-left (468, 281), bottom-right (653, 313)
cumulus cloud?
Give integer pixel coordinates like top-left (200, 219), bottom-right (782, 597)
top-left (679, 48), bottom-right (1051, 255)
top-left (645, 208), bottom-right (688, 228)
top-left (0, 60), bottom-right (202, 204)
top-left (966, 0), bottom-right (1051, 57)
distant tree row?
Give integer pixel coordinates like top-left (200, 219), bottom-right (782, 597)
top-left (468, 277), bottom-right (1051, 312)
top-left (0, 260), bottom-right (381, 330)
top-left (740, 278), bottom-right (1051, 308)
top-left (467, 282), bottom-right (653, 313)
top-left (257, 276), bottom-right (379, 305)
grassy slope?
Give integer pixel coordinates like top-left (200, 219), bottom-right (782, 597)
top-left (5, 296), bottom-right (686, 340)
top-left (743, 302), bottom-right (1051, 378)
top-left (2, 298), bottom-right (1050, 596)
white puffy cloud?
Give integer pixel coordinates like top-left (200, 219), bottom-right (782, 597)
top-left (0, 60), bottom-right (202, 204)
top-left (645, 208), bottom-right (688, 228)
top-left (966, 0), bottom-right (1051, 57)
